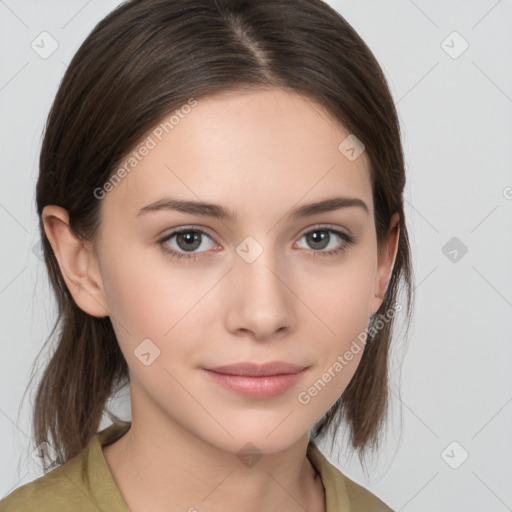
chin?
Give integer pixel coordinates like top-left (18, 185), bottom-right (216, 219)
top-left (194, 417), bottom-right (310, 456)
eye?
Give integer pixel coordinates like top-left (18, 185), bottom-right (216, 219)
top-left (157, 225), bottom-right (355, 262)
top-left (158, 227), bottom-right (217, 262)
top-left (295, 226), bottom-right (355, 258)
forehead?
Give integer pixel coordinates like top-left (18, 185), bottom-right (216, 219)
top-left (103, 88), bottom-right (372, 221)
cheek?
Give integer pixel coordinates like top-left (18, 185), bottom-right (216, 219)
top-left (100, 246), bottom-right (213, 358)
top-left (303, 253), bottom-right (375, 335)
top-left (297, 252), bottom-right (375, 391)
top-left (296, 269), bottom-right (373, 412)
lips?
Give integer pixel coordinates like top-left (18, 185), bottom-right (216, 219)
top-left (202, 361), bottom-right (309, 399)
top-left (205, 361), bottom-right (308, 377)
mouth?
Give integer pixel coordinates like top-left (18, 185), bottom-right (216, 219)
top-left (202, 361), bottom-right (309, 399)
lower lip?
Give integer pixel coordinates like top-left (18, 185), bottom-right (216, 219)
top-left (202, 369), bottom-right (307, 399)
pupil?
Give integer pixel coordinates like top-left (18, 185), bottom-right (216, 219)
top-left (308, 230), bottom-right (328, 250)
top-left (178, 231), bottom-right (200, 251)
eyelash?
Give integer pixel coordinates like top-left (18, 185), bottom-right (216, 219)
top-left (157, 226), bottom-right (355, 262)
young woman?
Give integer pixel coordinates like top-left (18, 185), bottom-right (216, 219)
top-left (0, 0), bottom-right (413, 510)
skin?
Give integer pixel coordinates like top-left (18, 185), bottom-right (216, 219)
top-left (42, 87), bottom-right (399, 512)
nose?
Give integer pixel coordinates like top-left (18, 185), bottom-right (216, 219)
top-left (223, 244), bottom-right (296, 341)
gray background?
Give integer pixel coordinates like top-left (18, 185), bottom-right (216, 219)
top-left (1, 1), bottom-right (511, 510)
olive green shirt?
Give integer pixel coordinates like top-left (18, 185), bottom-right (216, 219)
top-left (0, 421), bottom-right (394, 511)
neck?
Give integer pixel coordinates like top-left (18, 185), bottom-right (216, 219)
top-left (102, 416), bottom-right (325, 512)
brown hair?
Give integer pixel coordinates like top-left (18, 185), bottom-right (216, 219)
top-left (25, 0), bottom-right (414, 471)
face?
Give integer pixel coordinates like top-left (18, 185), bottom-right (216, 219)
top-left (44, 87), bottom-right (399, 455)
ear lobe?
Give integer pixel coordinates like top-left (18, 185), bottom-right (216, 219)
top-left (42, 205), bottom-right (109, 318)
top-left (370, 212), bottom-right (400, 316)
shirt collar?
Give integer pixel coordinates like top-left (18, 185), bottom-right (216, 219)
top-left (86, 421), bottom-right (355, 512)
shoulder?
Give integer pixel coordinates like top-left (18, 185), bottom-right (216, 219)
top-left (307, 441), bottom-right (395, 512)
top-left (341, 472), bottom-right (395, 511)
top-left (0, 422), bottom-right (131, 512)
top-left (0, 459), bottom-right (94, 511)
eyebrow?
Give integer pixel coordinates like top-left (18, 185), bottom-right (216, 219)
top-left (136, 195), bottom-right (369, 222)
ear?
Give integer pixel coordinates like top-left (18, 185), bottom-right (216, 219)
top-left (42, 205), bottom-right (109, 318)
top-left (370, 212), bottom-right (400, 315)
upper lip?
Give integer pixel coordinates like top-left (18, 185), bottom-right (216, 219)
top-left (205, 361), bottom-right (308, 377)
